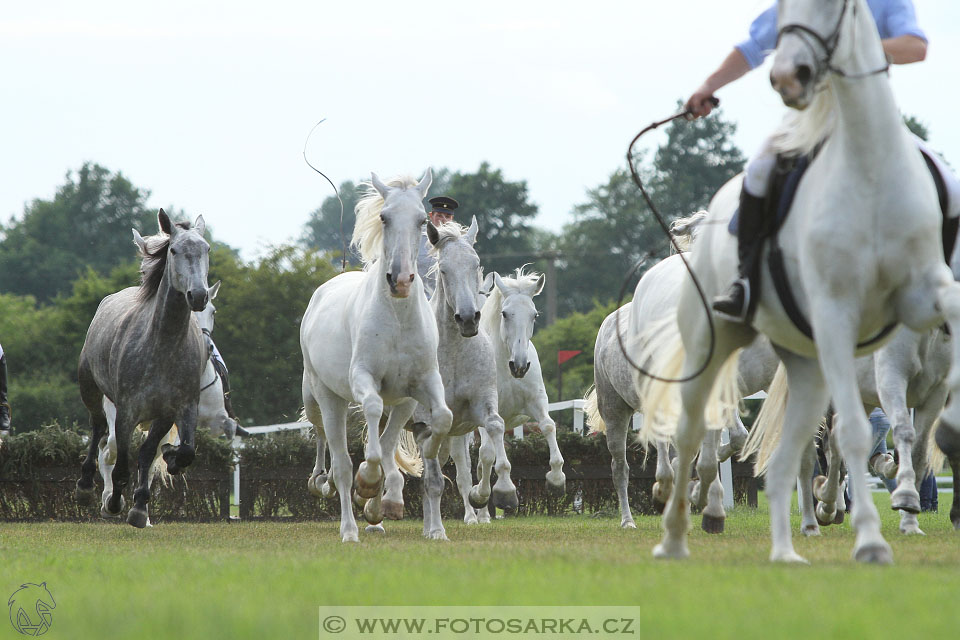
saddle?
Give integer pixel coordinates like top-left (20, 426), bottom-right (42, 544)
top-left (728, 147), bottom-right (953, 343)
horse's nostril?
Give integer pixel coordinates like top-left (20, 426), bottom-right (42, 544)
top-left (796, 64), bottom-right (812, 85)
top-left (455, 313), bottom-right (462, 323)
top-left (474, 311), bottom-right (481, 322)
top-left (408, 274), bottom-right (415, 282)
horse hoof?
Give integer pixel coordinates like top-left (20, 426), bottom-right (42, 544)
top-left (621, 520), bottom-right (637, 530)
top-left (321, 481), bottom-right (336, 499)
top-left (854, 542), bottom-right (893, 565)
top-left (545, 471), bottom-right (566, 496)
top-left (354, 464), bottom-right (383, 500)
top-left (468, 487), bottom-right (489, 509)
top-left (815, 502), bottom-right (836, 527)
top-left (424, 529), bottom-right (449, 541)
top-left (75, 483), bottom-right (96, 506)
top-left (382, 500), bottom-right (404, 520)
top-left (652, 497), bottom-right (667, 515)
top-left (363, 499), bottom-right (383, 525)
top-left (101, 494), bottom-right (126, 518)
top-left (802, 524), bottom-right (821, 537)
top-left (833, 510), bottom-right (845, 525)
top-left (770, 551), bottom-right (810, 564)
top-left (688, 479), bottom-right (699, 502)
top-left (126, 507), bottom-right (149, 529)
top-left (341, 532), bottom-right (360, 543)
top-left (307, 473), bottom-right (327, 498)
top-left (890, 489), bottom-right (921, 514)
top-left (364, 524), bottom-right (385, 534)
top-left (492, 489), bottom-right (519, 513)
top-left (652, 541), bottom-right (689, 559)
top-left (701, 513), bottom-right (724, 534)
top-left (352, 490), bottom-right (367, 509)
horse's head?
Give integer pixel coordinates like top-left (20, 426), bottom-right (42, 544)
top-left (194, 280), bottom-right (220, 334)
top-left (489, 269), bottom-right (544, 378)
top-left (430, 216), bottom-right (483, 337)
top-left (771, 0), bottom-right (872, 109)
top-left (134, 210), bottom-right (211, 311)
top-left (371, 169), bottom-right (432, 298)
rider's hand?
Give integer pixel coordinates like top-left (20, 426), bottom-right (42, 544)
top-left (685, 87), bottom-right (717, 118)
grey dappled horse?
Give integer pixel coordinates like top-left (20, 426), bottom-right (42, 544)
top-left (76, 210), bottom-right (210, 528)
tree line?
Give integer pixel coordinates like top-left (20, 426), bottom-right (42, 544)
top-left (0, 109), bottom-right (935, 430)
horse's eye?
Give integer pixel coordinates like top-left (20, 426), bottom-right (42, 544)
top-left (379, 214), bottom-right (386, 223)
top-left (169, 248), bottom-right (177, 256)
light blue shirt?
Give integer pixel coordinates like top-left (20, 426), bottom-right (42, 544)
top-left (736, 0), bottom-right (927, 69)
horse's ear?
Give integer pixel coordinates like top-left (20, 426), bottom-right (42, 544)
top-left (533, 273), bottom-right (546, 297)
top-left (194, 215), bottom-right (206, 237)
top-left (465, 215), bottom-right (479, 245)
top-left (481, 271), bottom-right (496, 295)
top-left (208, 280), bottom-right (221, 300)
top-left (417, 168), bottom-right (433, 199)
top-left (132, 229), bottom-right (147, 254)
top-left (371, 173), bottom-right (390, 198)
top-left (426, 220), bottom-right (440, 246)
top-left (158, 208), bottom-right (173, 235)
top-left (493, 272), bottom-right (507, 293)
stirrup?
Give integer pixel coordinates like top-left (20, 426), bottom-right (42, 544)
top-left (712, 278), bottom-right (751, 323)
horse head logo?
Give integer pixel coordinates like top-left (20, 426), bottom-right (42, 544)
top-left (8, 582), bottom-right (55, 636)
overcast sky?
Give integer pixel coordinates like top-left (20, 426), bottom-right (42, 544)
top-left (2, 1), bottom-right (957, 260)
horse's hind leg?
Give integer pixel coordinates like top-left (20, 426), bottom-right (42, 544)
top-left (813, 417), bottom-right (844, 527)
top-left (76, 363), bottom-right (106, 504)
top-left (376, 400), bottom-right (418, 524)
top-left (303, 375), bottom-right (330, 498)
top-left (599, 391), bottom-right (636, 528)
top-left (694, 430), bottom-right (725, 534)
top-left (797, 439), bottom-right (821, 536)
top-left (876, 355), bottom-right (921, 514)
top-left (900, 386), bottom-right (946, 534)
top-left (652, 440), bottom-right (673, 515)
top-left (718, 410), bottom-right (749, 462)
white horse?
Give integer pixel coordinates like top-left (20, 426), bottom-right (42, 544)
top-left (638, 0), bottom-right (960, 564)
top-left (300, 171), bottom-right (454, 543)
top-left (193, 283), bottom-right (242, 440)
top-left (389, 219), bottom-right (516, 531)
top-left (586, 250), bottom-right (774, 531)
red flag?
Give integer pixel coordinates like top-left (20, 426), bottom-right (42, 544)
top-left (557, 350), bottom-right (582, 365)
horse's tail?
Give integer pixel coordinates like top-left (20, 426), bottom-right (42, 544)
top-left (150, 425), bottom-right (179, 488)
top-left (396, 430), bottom-right (423, 478)
top-left (584, 385), bottom-right (605, 434)
top-left (741, 363), bottom-right (788, 475)
top-left (927, 417), bottom-right (947, 477)
top-left (635, 315), bottom-right (741, 445)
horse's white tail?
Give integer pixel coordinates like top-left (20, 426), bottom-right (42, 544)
top-left (740, 363), bottom-right (788, 476)
top-left (635, 315), bottom-right (742, 445)
top-left (584, 386), bottom-right (606, 434)
top-left (396, 430), bottom-right (423, 477)
top-left (927, 417), bottom-right (946, 476)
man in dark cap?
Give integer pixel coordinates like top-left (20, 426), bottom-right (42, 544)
top-left (418, 195), bottom-right (459, 298)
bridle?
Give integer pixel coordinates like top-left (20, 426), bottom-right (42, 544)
top-left (777, 0), bottom-right (889, 82)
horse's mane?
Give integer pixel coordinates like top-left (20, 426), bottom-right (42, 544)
top-left (425, 222), bottom-right (471, 278)
top-left (137, 221), bottom-right (193, 301)
top-left (770, 81), bottom-right (836, 157)
top-left (669, 211), bottom-right (708, 253)
top-left (495, 266), bottom-right (543, 301)
top-left (352, 175), bottom-right (420, 267)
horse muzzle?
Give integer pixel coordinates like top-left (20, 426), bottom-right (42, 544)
top-left (771, 51), bottom-right (816, 110)
top-left (454, 311), bottom-right (481, 338)
top-left (508, 360), bottom-right (531, 379)
top-left (186, 288), bottom-right (209, 311)
top-left (385, 271), bottom-right (415, 298)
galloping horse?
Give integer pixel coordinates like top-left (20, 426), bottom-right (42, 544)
top-left (638, 0), bottom-right (960, 563)
top-left (300, 171), bottom-right (453, 542)
top-left (76, 210), bottom-right (210, 528)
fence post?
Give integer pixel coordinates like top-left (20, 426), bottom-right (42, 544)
top-left (232, 435), bottom-right (242, 517)
top-left (720, 428), bottom-right (733, 508)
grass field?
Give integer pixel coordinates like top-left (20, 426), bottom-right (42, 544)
top-left (2, 492), bottom-right (958, 640)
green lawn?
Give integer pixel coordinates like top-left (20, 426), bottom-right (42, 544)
top-left (1, 493), bottom-right (957, 640)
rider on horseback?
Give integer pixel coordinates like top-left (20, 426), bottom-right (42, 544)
top-left (685, 0), bottom-right (941, 322)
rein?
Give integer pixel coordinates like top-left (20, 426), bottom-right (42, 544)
top-left (777, 0), bottom-right (889, 81)
top-left (617, 98), bottom-right (719, 383)
top-left (303, 119), bottom-right (348, 273)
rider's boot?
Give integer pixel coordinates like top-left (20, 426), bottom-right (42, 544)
top-left (712, 189), bottom-right (766, 322)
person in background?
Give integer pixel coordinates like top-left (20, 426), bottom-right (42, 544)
top-left (417, 196), bottom-right (459, 299)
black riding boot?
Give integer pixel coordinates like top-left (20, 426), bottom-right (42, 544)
top-left (712, 189), bottom-right (767, 322)
top-left (0, 355), bottom-right (11, 434)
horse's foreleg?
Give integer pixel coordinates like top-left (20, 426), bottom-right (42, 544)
top-left (411, 370), bottom-right (453, 460)
top-left (127, 417), bottom-right (173, 528)
top-left (351, 371), bottom-right (385, 500)
top-left (696, 430), bottom-right (725, 534)
top-left (378, 400), bottom-right (418, 523)
top-left (813, 418), bottom-right (843, 527)
top-left (530, 401), bottom-right (565, 496)
top-left (449, 433), bottom-right (479, 524)
top-left (932, 279), bottom-right (960, 529)
top-left (652, 439), bottom-right (673, 514)
top-left (482, 411), bottom-right (517, 513)
top-left (718, 410), bottom-right (749, 462)
top-left (318, 395), bottom-right (357, 542)
top-left (413, 424), bottom-right (447, 541)
top-left (812, 307), bottom-right (892, 564)
top-left (797, 439), bottom-right (821, 536)
top-left (764, 352), bottom-right (829, 563)
top-left (876, 364), bottom-right (921, 514)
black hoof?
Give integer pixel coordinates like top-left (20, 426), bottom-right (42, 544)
top-left (126, 507), bottom-right (149, 529)
top-left (701, 513), bottom-right (725, 534)
top-left (546, 481), bottom-right (566, 498)
top-left (75, 483), bottom-right (97, 506)
top-left (652, 498), bottom-right (666, 515)
top-left (833, 510), bottom-right (845, 525)
top-left (468, 489), bottom-right (488, 510)
top-left (492, 489), bottom-right (519, 513)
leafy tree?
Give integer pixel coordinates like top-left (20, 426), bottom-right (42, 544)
top-left (301, 179), bottom-right (362, 266)
top-left (903, 114), bottom-right (929, 141)
top-left (555, 104), bottom-right (745, 315)
top-left (0, 163), bottom-right (158, 303)
top-left (532, 302), bottom-right (616, 403)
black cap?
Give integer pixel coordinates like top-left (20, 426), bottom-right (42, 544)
top-left (428, 196), bottom-right (459, 214)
